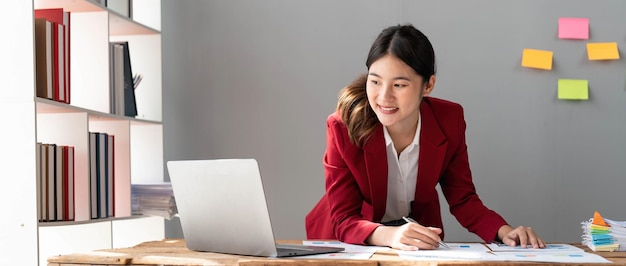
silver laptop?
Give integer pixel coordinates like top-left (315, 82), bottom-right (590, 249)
top-left (167, 159), bottom-right (344, 257)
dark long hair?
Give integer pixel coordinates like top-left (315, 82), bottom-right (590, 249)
top-left (337, 24), bottom-right (437, 146)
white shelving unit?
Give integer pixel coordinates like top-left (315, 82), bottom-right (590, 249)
top-left (0, 0), bottom-right (164, 265)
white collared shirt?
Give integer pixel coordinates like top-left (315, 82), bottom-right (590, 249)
top-left (381, 114), bottom-right (421, 223)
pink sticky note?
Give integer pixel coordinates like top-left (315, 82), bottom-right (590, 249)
top-left (558, 17), bottom-right (589, 39)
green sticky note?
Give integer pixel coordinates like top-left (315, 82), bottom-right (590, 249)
top-left (558, 79), bottom-right (589, 100)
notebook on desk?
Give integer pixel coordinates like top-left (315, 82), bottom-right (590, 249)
top-left (167, 158), bottom-right (344, 257)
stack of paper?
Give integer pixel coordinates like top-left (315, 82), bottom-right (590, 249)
top-left (131, 183), bottom-right (178, 220)
top-left (581, 211), bottom-right (624, 251)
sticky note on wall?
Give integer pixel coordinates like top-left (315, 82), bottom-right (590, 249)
top-left (558, 17), bottom-right (589, 39)
top-left (558, 79), bottom-right (589, 100)
top-left (521, 48), bottom-right (553, 70)
top-left (586, 42), bottom-right (620, 60)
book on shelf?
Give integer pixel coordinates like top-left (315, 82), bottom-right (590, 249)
top-left (89, 132), bottom-right (116, 219)
top-left (121, 41), bottom-right (137, 117)
top-left (36, 143), bottom-right (42, 222)
top-left (110, 43), bottom-right (125, 115)
top-left (55, 145), bottom-right (64, 221)
top-left (53, 145), bottom-right (76, 221)
top-left (89, 132), bottom-right (98, 219)
top-left (40, 143), bottom-right (48, 221)
top-left (66, 146), bottom-right (75, 221)
top-left (53, 24), bottom-right (65, 103)
top-left (37, 143), bottom-right (76, 222)
top-left (98, 133), bottom-right (107, 219)
top-left (109, 41), bottom-right (138, 117)
top-left (34, 8), bottom-right (71, 104)
top-left (46, 144), bottom-right (55, 221)
top-left (107, 135), bottom-right (115, 217)
top-left (34, 18), bottom-right (53, 100)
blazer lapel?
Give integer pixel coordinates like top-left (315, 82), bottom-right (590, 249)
top-left (362, 125), bottom-right (388, 222)
top-left (416, 98), bottom-right (448, 202)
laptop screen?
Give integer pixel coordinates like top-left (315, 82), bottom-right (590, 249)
top-left (168, 159), bottom-right (279, 256)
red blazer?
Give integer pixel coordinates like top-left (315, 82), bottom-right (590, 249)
top-left (305, 97), bottom-right (508, 245)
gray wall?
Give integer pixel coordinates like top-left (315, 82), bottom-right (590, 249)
top-left (162, 0), bottom-right (626, 243)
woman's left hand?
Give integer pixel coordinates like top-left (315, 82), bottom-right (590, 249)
top-left (497, 225), bottom-right (546, 249)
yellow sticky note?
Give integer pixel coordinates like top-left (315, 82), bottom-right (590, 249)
top-left (521, 48), bottom-right (553, 70)
top-left (587, 42), bottom-right (620, 60)
top-left (558, 79), bottom-right (588, 100)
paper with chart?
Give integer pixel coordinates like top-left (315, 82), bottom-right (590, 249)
top-left (296, 241), bottom-right (390, 260)
top-left (397, 243), bottom-right (500, 261)
top-left (296, 241), bottom-right (611, 263)
top-left (493, 252), bottom-right (611, 263)
top-left (398, 242), bottom-right (610, 263)
top-left (487, 242), bottom-right (610, 263)
top-left (486, 243), bottom-right (584, 252)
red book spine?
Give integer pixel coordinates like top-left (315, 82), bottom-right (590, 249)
top-left (52, 23), bottom-right (60, 102)
top-left (65, 12), bottom-right (71, 104)
top-left (63, 146), bottom-right (69, 221)
top-left (111, 136), bottom-right (115, 216)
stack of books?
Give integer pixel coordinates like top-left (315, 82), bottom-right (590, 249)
top-left (34, 8), bottom-right (71, 104)
top-left (131, 183), bottom-right (178, 220)
top-left (581, 211), bottom-right (626, 251)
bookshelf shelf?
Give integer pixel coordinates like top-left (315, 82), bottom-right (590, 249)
top-left (37, 214), bottom-right (157, 227)
top-left (109, 12), bottom-right (160, 35)
top-left (35, 0), bottom-right (159, 36)
top-left (34, 0), bottom-right (103, 12)
top-left (36, 97), bottom-right (161, 124)
top-left (1, 0), bottom-right (165, 265)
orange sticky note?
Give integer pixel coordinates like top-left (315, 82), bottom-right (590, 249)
top-left (521, 48), bottom-right (553, 70)
top-left (587, 42), bottom-right (620, 60)
top-left (558, 17), bottom-right (589, 39)
top-left (592, 211), bottom-right (608, 227)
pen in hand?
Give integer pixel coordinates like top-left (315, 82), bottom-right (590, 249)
top-left (402, 216), bottom-right (450, 249)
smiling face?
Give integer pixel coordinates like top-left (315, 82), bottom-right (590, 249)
top-left (366, 54), bottom-right (435, 133)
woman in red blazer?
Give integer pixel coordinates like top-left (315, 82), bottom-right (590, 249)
top-left (305, 24), bottom-right (545, 250)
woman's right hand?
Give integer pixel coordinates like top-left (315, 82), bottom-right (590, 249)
top-left (368, 222), bottom-right (443, 250)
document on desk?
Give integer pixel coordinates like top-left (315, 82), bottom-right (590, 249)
top-left (493, 252), bottom-right (611, 263)
top-left (397, 242), bottom-right (611, 263)
top-left (397, 243), bottom-right (500, 261)
top-left (486, 243), bottom-right (610, 263)
top-left (296, 241), bottom-right (390, 260)
top-left (486, 243), bottom-right (584, 252)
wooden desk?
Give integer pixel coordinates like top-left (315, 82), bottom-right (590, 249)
top-left (48, 239), bottom-right (626, 266)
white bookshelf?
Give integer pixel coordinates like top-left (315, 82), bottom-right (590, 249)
top-left (0, 0), bottom-right (165, 265)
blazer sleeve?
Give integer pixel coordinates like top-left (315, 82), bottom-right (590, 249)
top-left (324, 114), bottom-right (380, 244)
top-left (438, 104), bottom-right (508, 242)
